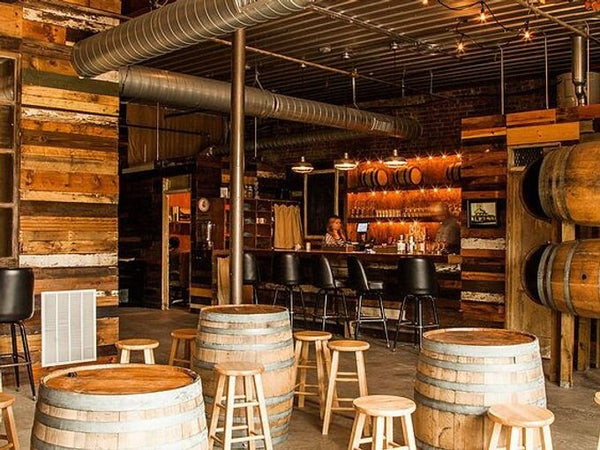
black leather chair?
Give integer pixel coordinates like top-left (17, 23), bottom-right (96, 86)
top-left (347, 256), bottom-right (390, 347)
top-left (243, 253), bottom-right (260, 304)
top-left (0, 268), bottom-right (36, 398)
top-left (394, 258), bottom-right (440, 350)
top-left (272, 253), bottom-right (307, 329)
top-left (312, 255), bottom-right (349, 334)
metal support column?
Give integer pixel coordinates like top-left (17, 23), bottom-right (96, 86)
top-left (229, 29), bottom-right (246, 305)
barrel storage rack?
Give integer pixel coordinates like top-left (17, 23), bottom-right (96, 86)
top-left (511, 106), bottom-right (600, 388)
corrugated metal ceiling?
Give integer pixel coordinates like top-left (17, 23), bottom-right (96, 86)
top-left (142, 0), bottom-right (599, 104)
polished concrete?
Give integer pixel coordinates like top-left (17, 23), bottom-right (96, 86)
top-left (6, 307), bottom-right (600, 449)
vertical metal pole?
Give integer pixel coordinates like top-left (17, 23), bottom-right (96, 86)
top-left (500, 47), bottom-right (505, 115)
top-left (544, 33), bottom-right (549, 109)
top-left (229, 29), bottom-right (246, 305)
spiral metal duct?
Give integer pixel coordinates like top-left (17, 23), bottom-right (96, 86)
top-left (72, 0), bottom-right (314, 77)
top-left (120, 66), bottom-right (422, 139)
top-left (211, 130), bottom-right (365, 155)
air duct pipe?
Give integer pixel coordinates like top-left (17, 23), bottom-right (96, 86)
top-left (119, 66), bottom-right (422, 140)
top-left (572, 35), bottom-right (588, 106)
top-left (72, 0), bottom-right (315, 77)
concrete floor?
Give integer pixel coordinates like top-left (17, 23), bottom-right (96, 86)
top-left (7, 307), bottom-right (600, 449)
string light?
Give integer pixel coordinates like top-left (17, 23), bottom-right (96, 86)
top-left (421, 0), bottom-right (428, 4)
top-left (479, 2), bottom-right (487, 22)
top-left (522, 21), bottom-right (532, 42)
top-left (456, 36), bottom-right (465, 54)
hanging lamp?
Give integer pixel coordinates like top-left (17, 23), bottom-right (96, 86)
top-left (383, 149), bottom-right (407, 169)
top-left (291, 156), bottom-right (314, 174)
top-left (334, 152), bottom-right (358, 171)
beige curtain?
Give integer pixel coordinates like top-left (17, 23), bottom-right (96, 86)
top-left (274, 204), bottom-right (303, 249)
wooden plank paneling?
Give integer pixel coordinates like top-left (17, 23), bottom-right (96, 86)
top-left (22, 85), bottom-right (119, 115)
top-left (0, 4), bottom-right (23, 38)
top-left (506, 109), bottom-right (556, 127)
top-left (506, 122), bottom-right (580, 146)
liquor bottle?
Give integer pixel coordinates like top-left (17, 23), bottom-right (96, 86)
top-left (408, 235), bottom-right (415, 254)
top-left (397, 234), bottom-right (406, 254)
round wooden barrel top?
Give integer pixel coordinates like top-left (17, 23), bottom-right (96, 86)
top-left (43, 364), bottom-right (196, 395)
top-left (424, 328), bottom-right (536, 346)
top-left (201, 304), bottom-right (287, 316)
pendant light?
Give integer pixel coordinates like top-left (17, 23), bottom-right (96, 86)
top-left (291, 156), bottom-right (314, 174)
top-left (334, 152), bottom-right (358, 171)
top-left (383, 149), bottom-right (407, 169)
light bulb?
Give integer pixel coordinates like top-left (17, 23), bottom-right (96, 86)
top-left (421, 0), bottom-right (428, 4)
top-left (522, 28), bottom-right (532, 41)
top-left (456, 40), bottom-right (465, 54)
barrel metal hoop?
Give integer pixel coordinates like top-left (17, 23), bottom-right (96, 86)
top-left (201, 310), bottom-right (289, 323)
top-left (537, 244), bottom-right (554, 309)
top-left (415, 439), bottom-right (444, 450)
top-left (418, 354), bottom-right (542, 373)
top-left (556, 147), bottom-right (573, 222)
top-left (33, 406), bottom-right (205, 433)
top-left (421, 339), bottom-right (539, 358)
top-left (544, 244), bottom-right (559, 311)
top-left (563, 240), bottom-right (580, 315)
top-left (416, 372), bottom-right (545, 393)
top-left (194, 356), bottom-right (296, 372)
top-left (37, 381), bottom-right (203, 411)
top-left (414, 391), bottom-right (546, 416)
top-left (31, 429), bottom-right (208, 450)
top-left (198, 325), bottom-right (290, 336)
top-left (197, 338), bottom-right (293, 351)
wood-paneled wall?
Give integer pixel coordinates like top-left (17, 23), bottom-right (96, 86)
top-left (1, 0), bottom-right (120, 380)
top-left (460, 115), bottom-right (507, 323)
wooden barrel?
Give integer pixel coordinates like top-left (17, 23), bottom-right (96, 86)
top-left (522, 239), bottom-right (600, 318)
top-left (194, 305), bottom-right (295, 446)
top-left (414, 328), bottom-right (545, 450)
top-left (31, 364), bottom-right (208, 449)
top-left (445, 163), bottom-right (462, 182)
top-left (361, 168), bottom-right (388, 188)
top-left (394, 166), bottom-right (422, 187)
top-left (521, 142), bottom-right (600, 226)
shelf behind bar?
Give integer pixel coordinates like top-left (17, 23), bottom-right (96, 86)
top-left (347, 183), bottom-right (460, 193)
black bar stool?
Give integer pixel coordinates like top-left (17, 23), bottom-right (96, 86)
top-left (311, 255), bottom-right (349, 335)
top-left (272, 252), bottom-right (307, 329)
top-left (347, 256), bottom-right (390, 347)
top-left (243, 252), bottom-right (260, 304)
top-left (394, 258), bottom-right (439, 350)
top-left (0, 268), bottom-right (36, 398)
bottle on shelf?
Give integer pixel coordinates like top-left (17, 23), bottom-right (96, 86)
top-left (408, 235), bottom-right (416, 254)
top-left (397, 234), bottom-right (406, 254)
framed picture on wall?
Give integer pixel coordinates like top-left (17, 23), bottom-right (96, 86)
top-left (467, 200), bottom-right (499, 228)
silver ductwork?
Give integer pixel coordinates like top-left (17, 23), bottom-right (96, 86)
top-left (211, 130), bottom-right (365, 155)
top-left (120, 66), bottom-right (422, 139)
top-left (72, 0), bottom-right (314, 77)
top-left (572, 35), bottom-right (587, 106)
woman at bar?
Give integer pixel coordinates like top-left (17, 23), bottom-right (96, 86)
top-left (323, 215), bottom-right (347, 247)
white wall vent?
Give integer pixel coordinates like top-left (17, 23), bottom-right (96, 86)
top-left (41, 289), bottom-right (97, 367)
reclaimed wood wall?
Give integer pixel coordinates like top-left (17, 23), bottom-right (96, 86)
top-left (0, 0), bottom-right (121, 380)
top-left (460, 115), bottom-right (507, 323)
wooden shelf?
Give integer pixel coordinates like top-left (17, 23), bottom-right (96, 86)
top-left (347, 183), bottom-right (459, 193)
top-left (348, 217), bottom-right (441, 223)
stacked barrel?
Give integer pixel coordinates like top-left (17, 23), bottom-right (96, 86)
top-left (521, 141), bottom-right (600, 318)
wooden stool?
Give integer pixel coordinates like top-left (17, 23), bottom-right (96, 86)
top-left (487, 404), bottom-right (554, 450)
top-left (595, 392), bottom-right (600, 450)
top-left (208, 361), bottom-right (273, 450)
top-left (115, 339), bottom-right (159, 364)
top-left (348, 395), bottom-right (416, 450)
top-left (168, 328), bottom-right (196, 368)
top-left (0, 393), bottom-right (19, 450)
top-left (322, 340), bottom-right (370, 435)
top-left (294, 330), bottom-right (332, 418)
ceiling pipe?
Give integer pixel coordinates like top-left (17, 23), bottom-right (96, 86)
top-left (512, 0), bottom-right (600, 46)
top-left (210, 130), bottom-right (366, 155)
top-left (72, 0), bottom-right (315, 77)
top-left (572, 35), bottom-right (588, 106)
top-left (119, 66), bottom-right (422, 139)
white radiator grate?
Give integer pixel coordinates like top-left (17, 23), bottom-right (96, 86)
top-left (41, 289), bottom-right (97, 367)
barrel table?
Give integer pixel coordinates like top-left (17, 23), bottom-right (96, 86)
top-left (414, 328), bottom-right (545, 450)
top-left (31, 364), bottom-right (208, 449)
top-left (194, 305), bottom-right (295, 446)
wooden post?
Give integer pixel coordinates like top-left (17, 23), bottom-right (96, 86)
top-left (577, 318), bottom-right (591, 371)
top-left (559, 222), bottom-right (576, 388)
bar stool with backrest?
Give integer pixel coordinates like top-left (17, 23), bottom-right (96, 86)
top-left (347, 256), bottom-right (390, 347)
top-left (243, 253), bottom-right (261, 304)
top-left (312, 255), bottom-right (350, 335)
top-left (0, 268), bottom-right (36, 399)
top-left (394, 258), bottom-right (439, 350)
top-left (272, 252), bottom-right (307, 329)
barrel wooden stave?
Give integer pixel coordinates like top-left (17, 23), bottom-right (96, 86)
top-left (194, 305), bottom-right (295, 446)
top-left (445, 163), bottom-right (461, 182)
top-left (394, 166), bottom-right (422, 187)
top-left (523, 239), bottom-right (600, 318)
top-left (31, 364), bottom-right (208, 450)
top-left (414, 328), bottom-right (545, 450)
top-left (522, 142), bottom-right (600, 226)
